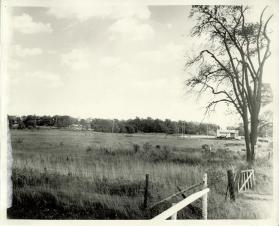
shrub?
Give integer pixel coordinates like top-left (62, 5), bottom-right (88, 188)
top-left (133, 144), bottom-right (140, 153)
top-left (161, 145), bottom-right (171, 159)
top-left (86, 146), bottom-right (92, 152)
top-left (171, 153), bottom-right (202, 165)
top-left (143, 142), bottom-right (152, 152)
top-left (146, 146), bottom-right (172, 162)
top-left (202, 144), bottom-right (211, 151)
top-left (100, 147), bottom-right (116, 155)
top-left (15, 138), bottom-right (24, 144)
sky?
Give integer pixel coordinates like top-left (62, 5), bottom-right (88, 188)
top-left (6, 3), bottom-right (278, 127)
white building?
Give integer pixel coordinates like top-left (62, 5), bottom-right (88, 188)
top-left (216, 129), bottom-right (239, 139)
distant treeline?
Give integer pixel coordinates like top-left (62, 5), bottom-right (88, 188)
top-left (8, 115), bottom-right (220, 135)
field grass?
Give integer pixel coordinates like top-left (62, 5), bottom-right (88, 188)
top-left (7, 129), bottom-right (273, 219)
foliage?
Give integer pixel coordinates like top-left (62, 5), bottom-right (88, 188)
top-left (8, 115), bottom-right (219, 135)
top-left (186, 6), bottom-right (273, 163)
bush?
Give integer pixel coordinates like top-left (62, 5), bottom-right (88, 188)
top-left (100, 147), bottom-right (116, 155)
top-left (146, 146), bottom-right (172, 162)
top-left (86, 146), bottom-right (92, 152)
top-left (202, 144), bottom-right (211, 151)
top-left (133, 144), bottom-right (140, 153)
top-left (15, 138), bottom-right (24, 144)
top-left (171, 154), bottom-right (202, 165)
top-left (161, 145), bottom-right (171, 159)
top-left (143, 142), bottom-right (152, 152)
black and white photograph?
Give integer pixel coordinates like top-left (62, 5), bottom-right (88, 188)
top-left (0, 0), bottom-right (278, 222)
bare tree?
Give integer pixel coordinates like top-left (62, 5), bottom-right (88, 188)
top-left (186, 6), bottom-right (273, 164)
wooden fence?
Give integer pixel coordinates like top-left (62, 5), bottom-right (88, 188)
top-left (152, 173), bottom-right (209, 220)
top-left (237, 169), bottom-right (255, 192)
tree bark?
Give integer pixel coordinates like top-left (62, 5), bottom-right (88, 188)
top-left (242, 114), bottom-right (251, 163)
top-left (250, 112), bottom-right (259, 163)
top-left (242, 105), bottom-right (260, 165)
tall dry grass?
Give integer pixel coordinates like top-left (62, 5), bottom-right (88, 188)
top-left (8, 129), bottom-right (272, 219)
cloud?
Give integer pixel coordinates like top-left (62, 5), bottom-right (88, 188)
top-left (109, 18), bottom-right (154, 41)
top-left (166, 23), bottom-right (173, 29)
top-left (99, 56), bottom-right (122, 67)
top-left (12, 45), bottom-right (42, 58)
top-left (61, 48), bottom-right (90, 70)
top-left (25, 71), bottom-right (63, 88)
top-left (99, 56), bottom-right (131, 74)
top-left (139, 42), bottom-right (185, 63)
top-left (13, 13), bottom-right (53, 34)
top-left (47, 4), bottom-right (150, 21)
top-left (47, 4), bottom-right (154, 41)
top-left (8, 59), bottom-right (22, 70)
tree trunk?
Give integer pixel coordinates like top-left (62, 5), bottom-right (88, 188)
top-left (241, 102), bottom-right (260, 165)
top-left (250, 112), bottom-right (259, 163)
top-left (242, 106), bottom-right (252, 164)
top-left (243, 117), bottom-right (251, 163)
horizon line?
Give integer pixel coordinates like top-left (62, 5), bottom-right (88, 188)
top-left (7, 114), bottom-right (228, 125)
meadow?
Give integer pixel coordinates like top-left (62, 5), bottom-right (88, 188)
top-left (7, 129), bottom-right (273, 219)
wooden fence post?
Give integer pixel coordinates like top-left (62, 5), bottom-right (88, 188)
top-left (237, 175), bottom-right (240, 192)
top-left (227, 170), bottom-right (235, 201)
top-left (202, 173), bottom-right (208, 220)
top-left (245, 172), bottom-right (248, 190)
top-left (171, 203), bottom-right (177, 220)
top-left (143, 174), bottom-right (149, 209)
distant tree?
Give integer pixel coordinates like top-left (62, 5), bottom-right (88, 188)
top-left (79, 119), bottom-right (86, 126)
top-left (125, 125), bottom-right (135, 134)
top-left (142, 117), bottom-right (155, 133)
top-left (133, 117), bottom-right (142, 132)
top-left (258, 84), bottom-right (273, 137)
top-left (261, 83), bottom-right (273, 107)
top-left (258, 109), bottom-right (272, 137)
top-left (164, 119), bottom-right (178, 134)
top-left (91, 118), bottom-right (113, 132)
top-left (112, 120), bottom-right (121, 133)
top-left (8, 114), bottom-right (220, 135)
top-left (184, 122), bottom-right (199, 134)
top-left (79, 119), bottom-right (91, 129)
top-left (198, 124), bottom-right (207, 135)
top-left (8, 116), bottom-right (17, 129)
top-left (18, 118), bottom-right (26, 129)
top-left (23, 115), bottom-right (37, 128)
top-left (118, 121), bottom-right (127, 133)
top-left (153, 119), bottom-right (165, 133)
top-left (125, 119), bottom-right (138, 133)
top-left (37, 116), bottom-right (53, 126)
top-left (54, 115), bottom-right (77, 128)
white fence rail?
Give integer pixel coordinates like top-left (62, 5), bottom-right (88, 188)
top-left (152, 173), bottom-right (209, 220)
top-left (152, 188), bottom-right (209, 220)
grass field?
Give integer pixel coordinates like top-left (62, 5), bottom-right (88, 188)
top-left (7, 129), bottom-right (273, 219)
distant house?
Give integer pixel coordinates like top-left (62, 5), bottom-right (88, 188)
top-left (216, 129), bottom-right (239, 139)
top-left (69, 124), bottom-right (83, 130)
